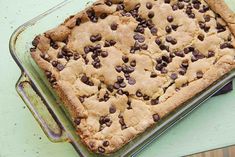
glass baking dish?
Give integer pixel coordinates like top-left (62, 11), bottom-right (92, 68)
top-left (9, 0), bottom-right (235, 156)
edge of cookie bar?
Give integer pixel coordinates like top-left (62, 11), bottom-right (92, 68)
top-left (152, 55), bottom-right (235, 117)
top-left (153, 0), bottom-right (235, 122)
top-left (205, 0), bottom-right (235, 36)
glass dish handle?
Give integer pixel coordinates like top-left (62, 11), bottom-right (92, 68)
top-left (16, 73), bottom-right (68, 142)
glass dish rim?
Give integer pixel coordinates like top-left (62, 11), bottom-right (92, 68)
top-left (9, 0), bottom-right (235, 156)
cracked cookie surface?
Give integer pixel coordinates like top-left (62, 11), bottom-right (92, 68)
top-left (31, 0), bottom-right (235, 154)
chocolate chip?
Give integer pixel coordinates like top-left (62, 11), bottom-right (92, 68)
top-left (107, 85), bottom-right (114, 92)
top-left (124, 73), bottom-right (130, 80)
top-left (204, 26), bottom-right (210, 32)
top-left (153, 114), bottom-right (160, 122)
top-left (134, 34), bottom-right (145, 43)
top-left (141, 44), bottom-right (148, 50)
top-left (143, 95), bottom-right (150, 100)
top-left (40, 53), bottom-right (51, 62)
top-left (32, 36), bottom-right (40, 47)
top-left (172, 4), bottom-right (178, 11)
top-left (159, 44), bottom-right (167, 50)
top-left (186, 7), bottom-right (192, 15)
top-left (119, 116), bottom-right (125, 125)
top-left (105, 0), bottom-right (112, 6)
top-left (178, 2), bottom-right (184, 9)
top-left (128, 78), bottom-right (136, 85)
top-left (115, 66), bottom-right (122, 73)
top-left (166, 36), bottom-right (173, 43)
top-left (120, 82), bottom-right (126, 88)
top-left (133, 42), bottom-right (141, 51)
top-left (84, 46), bottom-right (91, 54)
top-left (49, 76), bottom-right (56, 84)
top-left (193, 3), bottom-right (200, 10)
top-left (111, 22), bottom-right (118, 30)
top-left (127, 66), bottom-right (135, 73)
top-left (101, 51), bottom-right (108, 58)
top-left (148, 11), bottom-right (155, 18)
top-left (198, 34), bottom-right (205, 41)
top-left (136, 90), bottom-right (143, 97)
top-left (50, 40), bottom-right (58, 49)
top-left (196, 71), bottom-right (203, 79)
top-left (199, 21), bottom-right (206, 29)
top-left (135, 25), bottom-right (145, 34)
top-left (56, 63), bottom-right (64, 71)
top-left (167, 16), bottom-right (174, 23)
top-left (164, 0), bottom-right (170, 4)
top-left (150, 27), bottom-right (158, 35)
top-left (208, 51), bottom-right (215, 58)
top-left (165, 26), bottom-right (172, 33)
top-left (202, 5), bottom-right (209, 12)
top-left (88, 81), bottom-right (94, 86)
top-left (146, 2), bottom-right (153, 9)
top-left (117, 76), bottom-right (124, 83)
top-left (76, 18), bottom-right (81, 26)
top-left (170, 73), bottom-right (178, 80)
top-left (103, 141), bottom-right (109, 147)
top-left (216, 23), bottom-right (226, 33)
top-left (109, 105), bottom-right (116, 114)
top-left (189, 13), bottom-right (195, 19)
top-left (147, 19), bottom-right (154, 29)
top-left (90, 36), bottom-right (97, 42)
top-left (74, 53), bottom-right (80, 60)
top-left (151, 98), bottom-right (159, 105)
top-left (113, 83), bottom-right (120, 89)
top-left (92, 61), bottom-right (101, 69)
top-left (104, 117), bottom-right (110, 123)
top-left (79, 96), bottom-right (85, 103)
top-left (170, 52), bottom-right (175, 58)
top-left (156, 57), bottom-right (162, 64)
top-left (74, 118), bottom-right (81, 125)
top-left (86, 8), bottom-right (98, 23)
top-left (122, 56), bottom-right (129, 63)
top-left (81, 75), bottom-right (89, 83)
top-left (179, 67), bottom-right (186, 75)
top-left (228, 34), bottom-right (232, 41)
top-left (100, 13), bottom-right (108, 19)
top-left (192, 49), bottom-right (200, 56)
top-left (116, 4), bottom-right (125, 11)
top-left (90, 34), bottom-right (102, 42)
top-left (161, 67), bottom-right (168, 74)
top-left (162, 55), bottom-right (171, 63)
top-left (117, 89), bottom-right (123, 95)
top-left (220, 43), bottom-right (234, 49)
top-left (30, 48), bottom-right (36, 52)
top-left (183, 47), bottom-right (190, 54)
top-left (45, 71), bottom-right (52, 78)
top-left (130, 60), bottom-right (136, 67)
top-left (155, 38), bottom-right (162, 45)
top-left (98, 146), bottom-right (105, 153)
top-left (171, 24), bottom-right (178, 31)
top-left (204, 15), bottom-right (210, 22)
top-left (52, 60), bottom-right (58, 67)
top-left (182, 59), bottom-right (189, 67)
top-left (174, 51), bottom-right (185, 57)
top-left (150, 72), bottom-right (157, 78)
top-left (191, 56), bottom-right (198, 62)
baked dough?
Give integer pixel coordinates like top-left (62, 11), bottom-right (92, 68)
top-left (30, 0), bottom-right (235, 154)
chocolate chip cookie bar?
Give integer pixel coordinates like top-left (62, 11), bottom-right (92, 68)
top-left (30, 0), bottom-right (235, 154)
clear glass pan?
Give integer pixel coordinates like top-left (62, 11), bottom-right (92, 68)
top-left (9, 0), bottom-right (235, 156)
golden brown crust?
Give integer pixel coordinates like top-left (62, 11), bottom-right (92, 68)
top-left (205, 0), bottom-right (235, 36)
top-left (30, 0), bottom-right (235, 154)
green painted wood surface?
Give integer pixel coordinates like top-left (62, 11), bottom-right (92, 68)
top-left (0, 0), bottom-right (235, 157)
